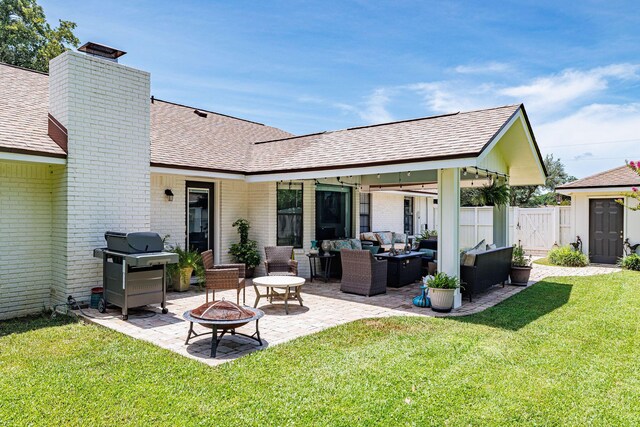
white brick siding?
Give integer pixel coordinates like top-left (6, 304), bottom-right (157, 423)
top-left (48, 51), bottom-right (151, 304)
top-left (150, 174), bottom-right (186, 248)
top-left (0, 162), bottom-right (58, 319)
top-left (371, 192), bottom-right (404, 232)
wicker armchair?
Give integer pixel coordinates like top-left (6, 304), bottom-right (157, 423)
top-left (264, 246), bottom-right (298, 276)
top-left (201, 250), bottom-right (246, 304)
top-left (340, 249), bottom-right (387, 296)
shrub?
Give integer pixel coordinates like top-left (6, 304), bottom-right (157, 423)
top-left (512, 243), bottom-right (532, 267)
top-left (548, 246), bottom-right (589, 267)
top-left (618, 254), bottom-right (640, 271)
top-left (229, 218), bottom-right (261, 268)
top-left (426, 272), bottom-right (460, 289)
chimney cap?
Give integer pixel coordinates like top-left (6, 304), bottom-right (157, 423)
top-left (78, 42), bottom-right (126, 60)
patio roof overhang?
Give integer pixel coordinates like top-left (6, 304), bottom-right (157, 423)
top-left (243, 105), bottom-right (545, 186)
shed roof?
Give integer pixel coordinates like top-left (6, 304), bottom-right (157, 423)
top-left (557, 165), bottom-right (640, 190)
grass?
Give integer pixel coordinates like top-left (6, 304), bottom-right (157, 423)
top-left (533, 257), bottom-right (553, 266)
top-left (1, 272), bottom-right (640, 426)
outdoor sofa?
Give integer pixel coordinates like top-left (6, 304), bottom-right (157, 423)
top-left (460, 246), bottom-right (513, 302)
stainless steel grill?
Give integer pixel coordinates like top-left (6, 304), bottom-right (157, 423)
top-left (93, 231), bottom-right (178, 320)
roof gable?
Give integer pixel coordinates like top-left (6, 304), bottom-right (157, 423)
top-left (247, 105), bottom-right (522, 173)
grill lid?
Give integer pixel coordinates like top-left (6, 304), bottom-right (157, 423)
top-left (191, 300), bottom-right (254, 321)
top-left (105, 231), bottom-right (163, 254)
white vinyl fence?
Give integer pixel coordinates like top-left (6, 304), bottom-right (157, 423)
top-left (433, 206), bottom-right (572, 254)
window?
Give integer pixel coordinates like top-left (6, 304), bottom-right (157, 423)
top-left (277, 183), bottom-right (303, 247)
top-left (404, 196), bottom-right (414, 235)
top-left (359, 193), bottom-right (371, 233)
top-left (315, 184), bottom-right (352, 240)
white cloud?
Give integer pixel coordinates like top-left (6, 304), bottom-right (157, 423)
top-left (453, 62), bottom-right (512, 74)
top-left (407, 81), bottom-right (495, 114)
top-left (534, 103), bottom-right (640, 177)
top-left (499, 64), bottom-right (640, 113)
top-left (358, 88), bottom-right (394, 123)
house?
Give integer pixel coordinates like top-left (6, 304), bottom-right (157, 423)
top-left (0, 43), bottom-right (546, 319)
top-left (557, 166), bottom-right (640, 263)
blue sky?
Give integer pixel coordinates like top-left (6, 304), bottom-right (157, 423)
top-left (41, 0), bottom-right (640, 178)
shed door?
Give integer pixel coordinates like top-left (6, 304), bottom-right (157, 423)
top-left (589, 199), bottom-right (623, 264)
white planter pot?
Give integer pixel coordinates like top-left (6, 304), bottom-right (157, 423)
top-left (430, 288), bottom-right (457, 312)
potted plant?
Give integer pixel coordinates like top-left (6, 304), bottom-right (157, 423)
top-left (169, 246), bottom-right (205, 292)
top-left (229, 218), bottom-right (261, 278)
top-left (427, 272), bottom-right (460, 312)
top-left (510, 243), bottom-right (532, 285)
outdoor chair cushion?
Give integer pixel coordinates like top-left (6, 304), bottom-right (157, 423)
top-left (349, 238), bottom-right (362, 250)
top-left (375, 232), bottom-right (393, 245)
top-left (333, 240), bottom-right (352, 251)
top-left (360, 232), bottom-right (377, 242)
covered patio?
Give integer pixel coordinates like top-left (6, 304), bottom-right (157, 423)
top-left (81, 262), bottom-right (618, 366)
top-left (245, 104), bottom-right (546, 308)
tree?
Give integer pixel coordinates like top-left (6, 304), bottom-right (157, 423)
top-left (509, 154), bottom-right (576, 207)
top-left (0, 0), bottom-right (79, 72)
top-left (617, 161), bottom-right (640, 211)
top-left (460, 181), bottom-right (510, 207)
top-left (460, 154), bottom-right (575, 207)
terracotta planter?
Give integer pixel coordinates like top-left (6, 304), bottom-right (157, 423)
top-left (430, 288), bottom-right (456, 312)
top-left (175, 267), bottom-right (193, 292)
top-left (510, 266), bottom-right (532, 285)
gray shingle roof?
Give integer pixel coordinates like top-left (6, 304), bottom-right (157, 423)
top-left (150, 99), bottom-right (293, 172)
top-left (557, 165), bottom-right (640, 189)
top-left (0, 62), bottom-right (527, 176)
top-left (247, 105), bottom-right (521, 173)
top-left (0, 63), bottom-right (66, 157)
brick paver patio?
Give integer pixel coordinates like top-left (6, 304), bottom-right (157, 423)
top-left (81, 261), bottom-right (619, 366)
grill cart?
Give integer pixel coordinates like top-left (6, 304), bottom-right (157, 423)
top-left (93, 232), bottom-right (178, 320)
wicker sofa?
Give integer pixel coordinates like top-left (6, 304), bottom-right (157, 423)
top-left (340, 249), bottom-right (388, 296)
top-left (460, 246), bottom-right (513, 302)
top-left (360, 231), bottom-right (408, 253)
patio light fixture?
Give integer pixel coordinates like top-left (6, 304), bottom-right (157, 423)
top-left (164, 189), bottom-right (174, 202)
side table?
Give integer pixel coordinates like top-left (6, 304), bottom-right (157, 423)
top-left (306, 253), bottom-right (334, 283)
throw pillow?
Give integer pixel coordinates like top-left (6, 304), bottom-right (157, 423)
top-left (462, 249), bottom-right (482, 266)
top-left (361, 232), bottom-right (377, 242)
top-left (334, 240), bottom-right (352, 251)
top-left (375, 232), bottom-right (393, 245)
top-left (349, 239), bottom-right (362, 250)
top-left (486, 243), bottom-right (497, 250)
top-left (471, 239), bottom-right (486, 251)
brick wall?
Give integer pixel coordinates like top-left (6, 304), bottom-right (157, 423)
top-left (150, 173), bottom-right (186, 248)
top-left (371, 192), bottom-right (404, 232)
top-left (0, 162), bottom-right (58, 319)
top-left (48, 51), bottom-right (151, 304)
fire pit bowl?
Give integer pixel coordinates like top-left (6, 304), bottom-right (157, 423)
top-left (183, 300), bottom-right (264, 358)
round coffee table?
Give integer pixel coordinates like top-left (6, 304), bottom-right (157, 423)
top-left (253, 276), bottom-right (305, 314)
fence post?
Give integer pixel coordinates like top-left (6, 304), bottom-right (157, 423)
top-left (552, 206), bottom-right (559, 247)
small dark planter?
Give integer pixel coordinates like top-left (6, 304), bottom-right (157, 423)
top-left (510, 266), bottom-right (532, 285)
top-left (245, 266), bottom-right (255, 279)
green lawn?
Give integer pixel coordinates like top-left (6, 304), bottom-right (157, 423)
top-left (533, 256), bottom-right (553, 266)
top-left (1, 272), bottom-right (639, 426)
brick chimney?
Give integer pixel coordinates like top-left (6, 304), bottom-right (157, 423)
top-left (48, 44), bottom-right (151, 304)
